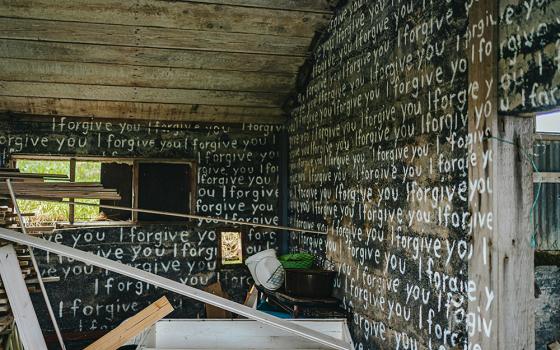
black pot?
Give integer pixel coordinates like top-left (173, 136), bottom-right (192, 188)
top-left (284, 269), bottom-right (335, 298)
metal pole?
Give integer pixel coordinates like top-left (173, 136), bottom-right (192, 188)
top-left (0, 195), bottom-right (328, 236)
top-left (6, 180), bottom-right (66, 350)
top-left (0, 228), bottom-right (351, 350)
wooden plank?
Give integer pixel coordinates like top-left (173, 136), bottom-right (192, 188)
top-left (0, 245), bottom-right (48, 350)
top-left (0, 97), bottom-right (286, 124)
top-left (0, 58), bottom-right (295, 93)
top-left (0, 39), bottom-right (304, 74)
top-left (533, 172), bottom-right (560, 183)
top-left (535, 133), bottom-right (560, 142)
top-left (494, 117), bottom-right (535, 349)
top-left (0, 0), bottom-right (330, 37)
top-left (184, 0), bottom-right (336, 13)
top-left (0, 81), bottom-right (287, 107)
top-left (0, 228), bottom-right (350, 350)
top-left (0, 18), bottom-right (311, 56)
top-left (84, 296), bottom-right (173, 350)
top-left (131, 161), bottom-right (139, 223)
top-left (468, 1), bottom-right (535, 349)
top-left (467, 0), bottom-right (497, 348)
top-left (0, 172), bottom-right (67, 179)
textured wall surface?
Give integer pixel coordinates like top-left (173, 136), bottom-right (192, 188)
top-left (288, 0), bottom-right (471, 348)
top-left (0, 113), bottom-right (282, 339)
top-left (535, 266), bottom-right (560, 349)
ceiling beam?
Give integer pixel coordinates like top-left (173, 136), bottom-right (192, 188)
top-left (0, 81), bottom-right (288, 107)
top-left (183, 0), bottom-right (337, 13)
top-left (0, 17), bottom-right (311, 56)
top-left (0, 39), bottom-right (304, 74)
top-left (0, 97), bottom-right (286, 124)
top-left (0, 58), bottom-right (295, 93)
top-left (0, 0), bottom-right (330, 37)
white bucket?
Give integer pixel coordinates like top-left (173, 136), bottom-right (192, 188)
top-left (245, 249), bottom-right (284, 290)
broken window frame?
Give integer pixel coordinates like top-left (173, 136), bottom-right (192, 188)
top-left (10, 155), bottom-right (197, 226)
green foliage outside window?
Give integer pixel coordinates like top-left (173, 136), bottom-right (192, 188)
top-left (16, 160), bottom-right (101, 224)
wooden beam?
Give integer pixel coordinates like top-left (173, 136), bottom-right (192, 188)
top-left (535, 133), bottom-right (560, 142)
top-left (183, 0), bottom-right (337, 13)
top-left (69, 158), bottom-right (76, 224)
top-left (0, 81), bottom-right (287, 107)
top-left (0, 97), bottom-right (286, 123)
top-left (493, 117), bottom-right (535, 349)
top-left (0, 18), bottom-right (311, 56)
top-left (0, 39), bottom-right (304, 74)
top-left (0, 0), bottom-right (330, 37)
top-left (84, 296), bottom-right (173, 350)
top-left (0, 58), bottom-right (295, 93)
top-left (0, 245), bottom-right (47, 350)
top-left (0, 228), bottom-right (350, 350)
top-left (468, 1), bottom-right (535, 349)
top-left (533, 172), bottom-right (560, 183)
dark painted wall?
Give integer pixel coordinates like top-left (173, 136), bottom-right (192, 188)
top-left (0, 113), bottom-right (282, 341)
top-left (535, 266), bottom-right (560, 349)
top-left (288, 0), bottom-right (560, 348)
top-left (288, 0), bottom-right (470, 348)
top-left (499, 0), bottom-right (560, 114)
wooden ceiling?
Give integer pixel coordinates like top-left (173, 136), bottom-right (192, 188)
top-left (0, 0), bottom-right (335, 124)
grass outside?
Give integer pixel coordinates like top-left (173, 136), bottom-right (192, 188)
top-left (16, 160), bottom-right (101, 224)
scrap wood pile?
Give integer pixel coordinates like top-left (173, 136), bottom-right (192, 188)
top-left (0, 206), bottom-right (61, 345)
top-left (0, 167), bottom-right (121, 347)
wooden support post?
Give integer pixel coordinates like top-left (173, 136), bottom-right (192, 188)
top-left (0, 245), bottom-right (47, 350)
top-left (69, 158), bottom-right (76, 224)
top-left (84, 296), bottom-right (173, 350)
top-left (131, 160), bottom-right (139, 223)
top-left (468, 1), bottom-right (535, 349)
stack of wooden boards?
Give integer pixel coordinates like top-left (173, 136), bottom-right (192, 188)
top-left (0, 205), bottom-right (32, 227)
top-left (0, 168), bottom-right (121, 201)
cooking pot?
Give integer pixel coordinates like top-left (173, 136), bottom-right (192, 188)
top-left (284, 269), bottom-right (335, 298)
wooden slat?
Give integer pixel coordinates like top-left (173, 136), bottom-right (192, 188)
top-left (2, 182), bottom-right (107, 187)
top-left (0, 172), bottom-right (67, 179)
top-left (0, 0), bottom-right (330, 37)
top-left (0, 39), bottom-right (303, 74)
top-left (185, 0), bottom-right (336, 13)
top-left (0, 17), bottom-right (310, 56)
top-left (0, 97), bottom-right (286, 123)
top-left (533, 172), bottom-right (560, 183)
top-left (0, 58), bottom-right (295, 93)
top-left (535, 133), bottom-right (560, 142)
top-left (0, 81), bottom-right (287, 107)
top-left (0, 245), bottom-right (48, 350)
top-left (84, 296), bottom-right (173, 350)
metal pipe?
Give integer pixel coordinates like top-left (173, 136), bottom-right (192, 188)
top-left (0, 195), bottom-right (328, 235)
top-left (0, 228), bottom-right (351, 350)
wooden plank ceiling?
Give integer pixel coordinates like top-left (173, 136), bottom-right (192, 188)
top-left (0, 0), bottom-right (335, 124)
